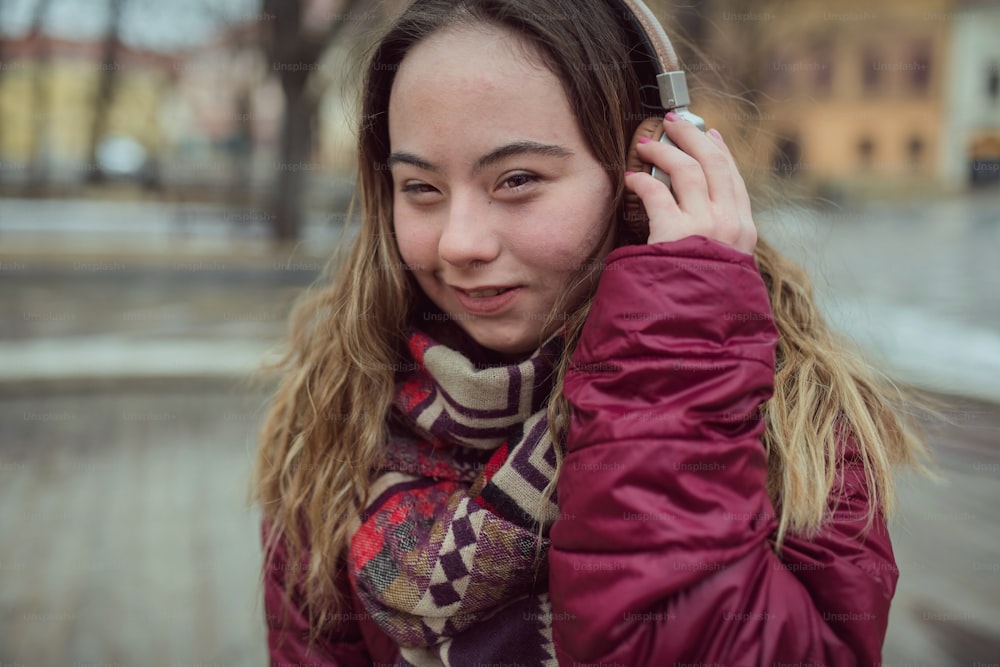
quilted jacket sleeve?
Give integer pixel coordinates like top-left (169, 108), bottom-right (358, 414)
top-left (549, 236), bottom-right (897, 667)
top-left (261, 520), bottom-right (374, 667)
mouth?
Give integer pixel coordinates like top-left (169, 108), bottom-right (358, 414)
top-left (460, 286), bottom-right (516, 298)
top-left (449, 284), bottom-right (522, 315)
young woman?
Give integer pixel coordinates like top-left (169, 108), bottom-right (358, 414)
top-left (253, 0), bottom-right (928, 664)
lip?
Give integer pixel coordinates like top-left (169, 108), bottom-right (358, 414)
top-left (449, 284), bottom-right (522, 315)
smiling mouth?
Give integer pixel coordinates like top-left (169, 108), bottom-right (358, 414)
top-left (450, 285), bottom-right (523, 315)
top-left (465, 287), bottom-right (513, 298)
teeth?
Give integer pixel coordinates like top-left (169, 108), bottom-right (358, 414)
top-left (467, 288), bottom-right (507, 298)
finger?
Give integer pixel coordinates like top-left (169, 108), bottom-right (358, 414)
top-left (706, 128), bottom-right (753, 220)
top-left (624, 169), bottom-right (679, 217)
top-left (633, 137), bottom-right (711, 216)
top-left (660, 113), bottom-right (737, 205)
top-left (624, 171), bottom-right (688, 244)
top-left (703, 128), bottom-right (756, 253)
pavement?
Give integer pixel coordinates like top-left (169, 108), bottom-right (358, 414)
top-left (0, 196), bottom-right (344, 386)
top-left (0, 386), bottom-right (271, 666)
top-left (758, 192), bottom-right (1000, 406)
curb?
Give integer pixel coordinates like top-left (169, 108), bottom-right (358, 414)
top-left (825, 297), bottom-right (1000, 406)
top-left (0, 338), bottom-right (282, 387)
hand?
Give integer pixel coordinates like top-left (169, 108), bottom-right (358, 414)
top-left (625, 111), bottom-right (757, 255)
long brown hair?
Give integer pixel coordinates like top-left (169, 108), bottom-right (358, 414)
top-left (252, 0), bottom-right (929, 640)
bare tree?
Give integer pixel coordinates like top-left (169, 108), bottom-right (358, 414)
top-left (227, 86), bottom-right (255, 208)
top-left (28, 0), bottom-right (53, 191)
top-left (262, 0), bottom-right (371, 241)
top-left (86, 0), bottom-right (127, 184)
top-left (711, 0), bottom-right (808, 105)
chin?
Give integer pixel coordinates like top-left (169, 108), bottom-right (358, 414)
top-left (467, 327), bottom-right (539, 358)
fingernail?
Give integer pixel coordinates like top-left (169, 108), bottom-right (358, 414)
top-left (625, 170), bottom-right (636, 176)
top-left (708, 128), bottom-right (723, 140)
top-left (665, 111), bottom-right (680, 122)
top-left (637, 136), bottom-right (652, 144)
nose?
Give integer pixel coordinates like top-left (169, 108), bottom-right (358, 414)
top-left (437, 193), bottom-right (501, 269)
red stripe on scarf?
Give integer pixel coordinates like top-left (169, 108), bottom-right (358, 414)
top-left (473, 442), bottom-right (509, 516)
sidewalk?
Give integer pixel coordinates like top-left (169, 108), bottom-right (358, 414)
top-left (760, 193), bottom-right (1000, 405)
top-left (822, 296), bottom-right (1000, 405)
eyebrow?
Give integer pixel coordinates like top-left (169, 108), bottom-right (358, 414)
top-left (387, 141), bottom-right (573, 173)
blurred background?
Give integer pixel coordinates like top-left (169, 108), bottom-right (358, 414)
top-left (0, 0), bottom-right (998, 664)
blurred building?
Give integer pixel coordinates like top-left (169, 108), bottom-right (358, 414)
top-left (0, 20), bottom-right (293, 197)
top-left (700, 0), bottom-right (1000, 198)
top-left (163, 20), bottom-right (283, 192)
top-left (164, 13), bottom-right (369, 200)
top-left (942, 0), bottom-right (1000, 188)
top-left (0, 34), bottom-right (175, 185)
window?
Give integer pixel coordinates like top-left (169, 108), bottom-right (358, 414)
top-left (857, 136), bottom-right (875, 167)
top-left (772, 136), bottom-right (802, 177)
top-left (910, 40), bottom-right (931, 93)
top-left (907, 135), bottom-right (924, 168)
top-left (813, 41), bottom-right (833, 92)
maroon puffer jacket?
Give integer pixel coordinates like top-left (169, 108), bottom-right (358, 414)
top-left (262, 236), bottom-right (898, 666)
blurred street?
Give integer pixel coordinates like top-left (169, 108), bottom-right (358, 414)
top-left (1, 193), bottom-right (999, 665)
top-left (0, 386), bottom-right (271, 666)
top-left (761, 191), bottom-right (1000, 404)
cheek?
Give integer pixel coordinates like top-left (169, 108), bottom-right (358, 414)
top-left (518, 191), bottom-right (612, 273)
top-left (393, 215), bottom-right (435, 270)
top-left (509, 226), bottom-right (604, 283)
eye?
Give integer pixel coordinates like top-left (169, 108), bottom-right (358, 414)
top-left (398, 180), bottom-right (444, 205)
top-left (400, 181), bottom-right (438, 195)
top-left (499, 172), bottom-right (539, 191)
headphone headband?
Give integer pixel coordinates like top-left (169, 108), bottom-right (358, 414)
top-left (606, 0), bottom-right (692, 111)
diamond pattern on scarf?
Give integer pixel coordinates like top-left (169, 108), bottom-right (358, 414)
top-left (451, 513), bottom-right (476, 548)
top-left (415, 497), bottom-right (480, 617)
top-left (429, 582), bottom-right (462, 607)
top-left (439, 549), bottom-right (468, 580)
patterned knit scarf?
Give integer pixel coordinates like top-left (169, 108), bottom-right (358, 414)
top-left (348, 329), bottom-right (562, 667)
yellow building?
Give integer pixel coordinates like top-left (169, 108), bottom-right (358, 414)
top-left (0, 36), bottom-right (174, 180)
top-left (694, 0), bottom-right (960, 198)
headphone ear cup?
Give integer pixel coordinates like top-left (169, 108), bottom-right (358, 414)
top-left (622, 117), bottom-right (665, 242)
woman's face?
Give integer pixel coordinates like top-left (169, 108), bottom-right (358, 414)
top-left (389, 25), bottom-right (615, 357)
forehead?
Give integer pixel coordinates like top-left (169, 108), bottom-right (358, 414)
top-left (387, 25), bottom-right (578, 159)
top-left (392, 23), bottom-right (552, 89)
